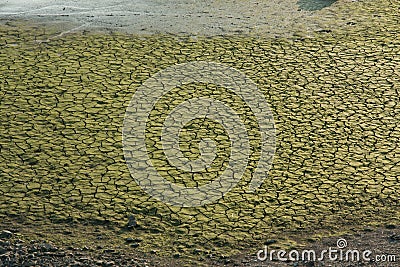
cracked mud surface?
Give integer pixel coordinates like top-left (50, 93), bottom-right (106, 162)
top-left (0, 0), bottom-right (400, 266)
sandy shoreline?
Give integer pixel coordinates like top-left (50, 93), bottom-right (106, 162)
top-left (0, 0), bottom-right (342, 37)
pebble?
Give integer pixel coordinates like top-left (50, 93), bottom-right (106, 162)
top-left (130, 243), bottom-right (139, 248)
top-left (0, 238), bottom-right (153, 266)
top-left (0, 230), bottom-right (13, 239)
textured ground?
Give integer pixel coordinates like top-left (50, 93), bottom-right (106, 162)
top-left (0, 0), bottom-right (400, 266)
top-left (0, 0), bottom-right (339, 36)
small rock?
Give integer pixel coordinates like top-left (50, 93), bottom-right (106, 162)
top-left (389, 234), bottom-right (400, 241)
top-left (130, 243), bottom-right (139, 248)
top-left (0, 230), bottom-right (13, 239)
top-left (125, 237), bottom-right (134, 243)
top-left (125, 237), bottom-right (142, 243)
top-left (127, 214), bottom-right (137, 228)
top-left (39, 242), bottom-right (58, 252)
top-left (95, 260), bottom-right (104, 265)
top-left (21, 260), bottom-right (35, 267)
top-left (193, 248), bottom-right (202, 254)
top-left (264, 239), bottom-right (277, 246)
top-left (0, 240), bottom-right (10, 246)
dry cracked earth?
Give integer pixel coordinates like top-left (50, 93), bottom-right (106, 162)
top-left (0, 0), bottom-right (400, 266)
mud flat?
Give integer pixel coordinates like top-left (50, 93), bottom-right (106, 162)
top-left (0, 0), bottom-right (399, 266)
top-left (1, 0), bottom-right (345, 37)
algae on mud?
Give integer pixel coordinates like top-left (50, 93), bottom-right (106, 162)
top-left (0, 0), bottom-right (400, 262)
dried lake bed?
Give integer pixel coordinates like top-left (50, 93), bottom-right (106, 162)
top-left (0, 0), bottom-right (399, 266)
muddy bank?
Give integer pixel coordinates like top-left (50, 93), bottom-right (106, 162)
top-left (0, 0), bottom-right (341, 37)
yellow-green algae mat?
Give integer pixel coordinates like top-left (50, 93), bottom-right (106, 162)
top-left (1, 0), bottom-right (400, 262)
